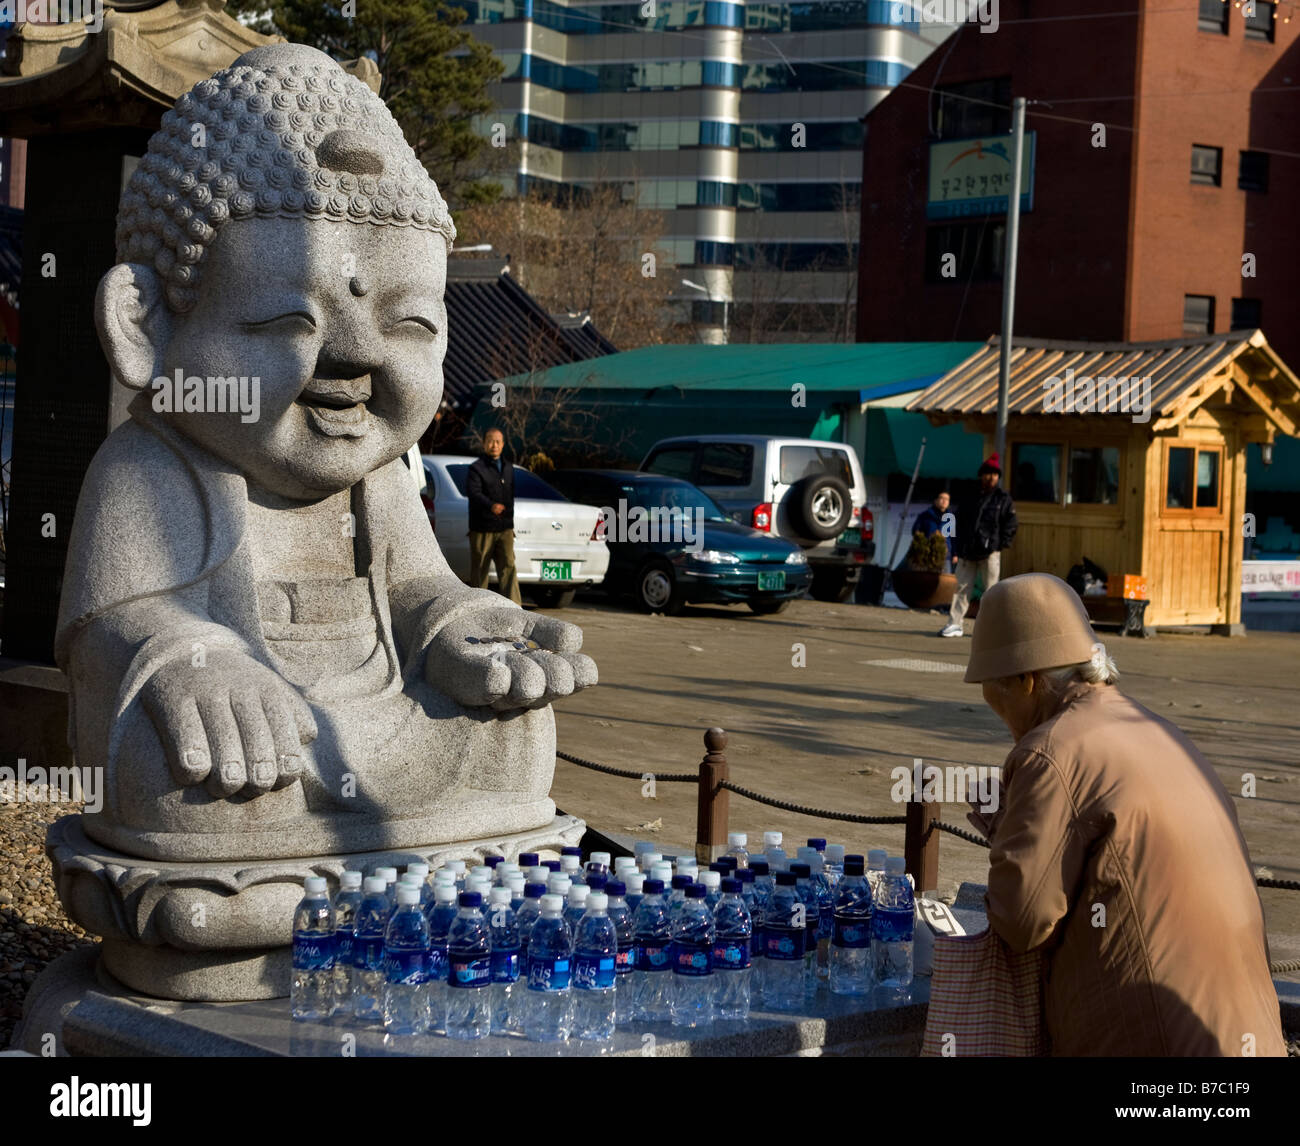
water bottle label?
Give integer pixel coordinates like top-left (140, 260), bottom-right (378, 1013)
top-left (528, 954), bottom-right (571, 992)
top-left (614, 945), bottom-right (635, 975)
top-left (803, 912), bottom-right (819, 955)
top-left (491, 948), bottom-right (520, 983)
top-left (449, 953), bottom-right (491, 988)
top-left (636, 942), bottom-right (671, 972)
top-left (669, 939), bottom-right (711, 977)
top-left (383, 948), bottom-right (428, 985)
top-left (428, 945), bottom-right (448, 981)
top-left (292, 933), bottom-right (335, 971)
top-left (712, 938), bottom-right (751, 970)
top-left (352, 933), bottom-right (384, 970)
top-left (833, 915), bottom-right (872, 948)
top-left (334, 930), bottom-right (355, 966)
top-left (764, 927), bottom-right (802, 962)
top-left (573, 953), bottom-right (616, 990)
top-left (871, 907), bottom-right (915, 943)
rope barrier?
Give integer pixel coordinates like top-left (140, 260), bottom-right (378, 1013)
top-left (1258, 878), bottom-right (1300, 892)
top-left (555, 750), bottom-right (695, 783)
top-left (718, 779), bottom-right (908, 826)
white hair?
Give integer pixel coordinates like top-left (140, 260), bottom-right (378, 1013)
top-left (1036, 643), bottom-right (1120, 692)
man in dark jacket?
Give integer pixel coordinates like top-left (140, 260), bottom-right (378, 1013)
top-left (940, 454), bottom-right (1017, 636)
top-left (466, 428), bottom-right (522, 605)
top-left (913, 490), bottom-right (955, 569)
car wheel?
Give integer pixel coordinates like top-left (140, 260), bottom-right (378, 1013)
top-left (636, 559), bottom-right (684, 615)
top-left (529, 587), bottom-right (577, 609)
top-left (810, 567), bottom-right (856, 602)
top-left (748, 600), bottom-right (791, 616)
top-left (787, 475), bottom-right (853, 541)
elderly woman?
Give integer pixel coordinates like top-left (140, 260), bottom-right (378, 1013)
top-left (965, 573), bottom-right (1285, 1057)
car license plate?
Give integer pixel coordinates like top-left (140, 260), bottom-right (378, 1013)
top-left (837, 529), bottom-right (861, 546)
top-left (540, 561), bottom-right (572, 581)
top-left (757, 571), bottom-right (786, 591)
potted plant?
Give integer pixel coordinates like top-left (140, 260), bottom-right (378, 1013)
top-left (892, 531), bottom-right (957, 610)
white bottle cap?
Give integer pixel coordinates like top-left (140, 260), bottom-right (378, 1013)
top-left (497, 863), bottom-right (521, 877)
top-left (304, 876), bottom-right (327, 894)
top-left (395, 886), bottom-right (420, 905)
top-left (547, 874), bottom-right (572, 897)
top-left (885, 856), bottom-right (907, 876)
top-left (650, 863), bottom-right (673, 884)
top-left (433, 872), bottom-right (457, 887)
top-left (527, 866), bottom-right (549, 883)
top-left (406, 862), bottom-right (430, 878)
top-left (585, 891), bottom-right (609, 912)
top-left (540, 893), bottom-right (564, 914)
top-left (614, 856), bottom-right (637, 871)
top-left (699, 871), bottom-right (721, 890)
top-left (505, 875), bottom-right (526, 893)
top-left (868, 849), bottom-right (888, 867)
top-left (471, 865), bottom-right (493, 881)
top-left (560, 854), bottom-right (581, 871)
top-left (435, 883), bottom-right (457, 902)
top-left (466, 878), bottom-right (492, 898)
top-left (488, 886), bottom-right (511, 905)
top-left (340, 871), bottom-right (363, 889)
top-left (567, 885), bottom-right (590, 908)
top-left (375, 866), bottom-right (398, 884)
top-left (727, 832), bottom-right (748, 847)
top-left (676, 858), bottom-right (697, 873)
top-left (445, 860), bottom-right (467, 874)
top-left (589, 852), bottom-right (611, 868)
top-left (397, 873), bottom-right (421, 886)
top-left (825, 845), bottom-right (845, 864)
top-left (363, 876), bottom-right (387, 894)
top-left (625, 872), bottom-right (645, 892)
top-left (763, 831), bottom-right (783, 847)
top-left (797, 846), bottom-right (817, 861)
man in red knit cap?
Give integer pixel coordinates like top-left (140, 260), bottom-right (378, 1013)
top-left (940, 453), bottom-right (1018, 637)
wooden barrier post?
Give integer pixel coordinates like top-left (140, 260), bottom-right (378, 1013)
top-left (904, 798), bottom-right (939, 893)
top-left (694, 727), bottom-right (729, 865)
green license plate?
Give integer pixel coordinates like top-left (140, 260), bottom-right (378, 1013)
top-left (540, 561), bottom-right (572, 581)
top-left (757, 571), bottom-right (786, 591)
top-left (837, 529), bottom-right (861, 546)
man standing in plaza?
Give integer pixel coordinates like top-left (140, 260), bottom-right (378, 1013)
top-left (467, 428), bottom-right (522, 605)
top-left (914, 490), bottom-right (955, 571)
top-left (940, 454), bottom-right (1017, 637)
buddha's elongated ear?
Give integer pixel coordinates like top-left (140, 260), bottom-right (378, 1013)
top-left (94, 263), bottom-right (173, 390)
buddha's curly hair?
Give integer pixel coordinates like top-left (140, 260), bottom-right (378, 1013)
top-left (116, 43), bottom-right (457, 313)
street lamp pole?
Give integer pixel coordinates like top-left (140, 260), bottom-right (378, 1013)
top-left (996, 96), bottom-right (1027, 463)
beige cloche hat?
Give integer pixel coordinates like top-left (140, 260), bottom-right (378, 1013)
top-left (964, 573), bottom-right (1101, 683)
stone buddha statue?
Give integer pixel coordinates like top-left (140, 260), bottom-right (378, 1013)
top-left (57, 42), bottom-right (597, 866)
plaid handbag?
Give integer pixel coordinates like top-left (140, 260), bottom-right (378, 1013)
top-left (920, 928), bottom-right (1049, 1057)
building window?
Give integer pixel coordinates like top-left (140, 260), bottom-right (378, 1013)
top-left (1183, 294), bottom-right (1215, 335)
top-left (925, 221), bottom-right (1005, 283)
top-left (1243, 0), bottom-right (1276, 40)
top-left (935, 77), bottom-right (1012, 138)
top-left (1198, 0), bottom-right (1229, 33)
top-left (694, 240), bottom-right (735, 266)
top-left (1066, 447), bottom-right (1121, 506)
top-left (1190, 144), bottom-right (1222, 185)
top-left (1010, 443), bottom-right (1063, 504)
top-left (1238, 150), bottom-right (1269, 191)
top-left (1165, 445), bottom-right (1223, 513)
top-left (1231, 297), bottom-right (1262, 330)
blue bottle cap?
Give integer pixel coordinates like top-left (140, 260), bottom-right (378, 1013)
top-left (844, 859), bottom-right (866, 876)
top-left (586, 873), bottom-right (608, 891)
top-left (790, 862), bottom-right (811, 878)
top-left (561, 846), bottom-right (582, 857)
top-left (519, 853), bottom-right (539, 868)
top-left (643, 879), bottom-right (665, 894)
top-left (484, 856), bottom-right (504, 869)
top-left (775, 872), bottom-right (797, 887)
top-left (544, 860), bottom-right (561, 872)
top-left (717, 856), bottom-right (738, 871)
top-left (721, 878), bottom-right (742, 894)
top-left (671, 874), bottom-right (693, 890)
top-left (709, 862), bottom-right (728, 874)
top-left (459, 891), bottom-right (482, 908)
top-left (684, 884), bottom-right (705, 899)
top-left (605, 879), bottom-right (626, 897)
top-left (844, 854), bottom-right (865, 866)
top-left (807, 838), bottom-right (827, 851)
top-left (524, 882), bottom-right (547, 898)
top-left (737, 868), bottom-right (755, 884)
top-left (749, 861), bottom-right (770, 876)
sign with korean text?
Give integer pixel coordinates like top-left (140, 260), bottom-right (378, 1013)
top-left (927, 133), bottom-right (1036, 220)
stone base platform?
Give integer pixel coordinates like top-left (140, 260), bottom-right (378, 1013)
top-left (46, 813), bottom-right (586, 1002)
top-left (14, 946), bottom-right (929, 1058)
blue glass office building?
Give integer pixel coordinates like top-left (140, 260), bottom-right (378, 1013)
top-left (461, 0), bottom-right (961, 340)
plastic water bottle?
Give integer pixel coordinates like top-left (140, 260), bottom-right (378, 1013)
top-left (560, 850), bottom-right (585, 885)
top-left (830, 855), bottom-right (874, 996)
top-left (547, 873), bottom-right (573, 900)
top-left (526, 865), bottom-right (550, 886)
top-left (374, 866), bottom-right (398, 907)
top-left (571, 891), bottom-right (618, 1040)
top-left (735, 867), bottom-right (763, 1001)
top-left (668, 874), bottom-right (693, 922)
top-left (675, 858), bottom-right (699, 885)
top-left (762, 872), bottom-right (804, 1011)
top-left (484, 886), bottom-right (521, 1035)
top-left (633, 841), bottom-right (655, 866)
top-left (426, 882), bottom-right (458, 1035)
top-left (524, 894), bottom-right (573, 1043)
top-left (807, 837), bottom-right (827, 857)
top-left (586, 872), bottom-right (609, 893)
top-left (614, 856), bottom-right (638, 875)
top-left (564, 884), bottom-right (591, 932)
top-left (291, 877), bottom-right (336, 1020)
top-left (629, 878), bottom-right (672, 1023)
top-left (712, 878), bottom-right (752, 1020)
top-left (699, 869), bottom-right (722, 910)
top-left (669, 884), bottom-right (714, 1027)
top-left (504, 874), bottom-right (525, 910)
top-left (484, 855), bottom-right (505, 878)
top-left (331, 871), bottom-right (363, 1014)
top-left (517, 880), bottom-right (547, 967)
top-left (790, 862), bottom-right (819, 995)
top-left (605, 880), bottom-right (636, 1026)
top-left (382, 886), bottom-right (431, 1035)
top-left (649, 862), bottom-right (674, 891)
top-left (470, 864), bottom-right (494, 887)
top-left (800, 852), bottom-right (834, 985)
top-left (518, 852), bottom-right (540, 871)
top-left (866, 849), bottom-right (887, 897)
top-left (350, 876), bottom-right (390, 1023)
top-left (762, 831), bottom-right (786, 871)
top-left (624, 870), bottom-right (646, 913)
top-left (824, 844), bottom-right (846, 894)
top-left (639, 851), bottom-right (664, 874)
top-left (872, 857), bottom-right (915, 990)
top-left (443, 859), bottom-right (467, 889)
top-left (587, 851), bottom-right (612, 880)
top-left (445, 891), bottom-right (492, 1039)
top-left (723, 832), bottom-right (750, 869)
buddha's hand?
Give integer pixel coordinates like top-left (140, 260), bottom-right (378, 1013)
top-left (426, 608), bottom-right (598, 712)
top-left (140, 649), bottom-right (318, 797)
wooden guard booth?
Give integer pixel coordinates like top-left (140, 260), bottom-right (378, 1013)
top-left (907, 331), bottom-right (1300, 630)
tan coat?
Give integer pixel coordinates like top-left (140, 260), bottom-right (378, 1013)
top-left (985, 680), bottom-right (1285, 1057)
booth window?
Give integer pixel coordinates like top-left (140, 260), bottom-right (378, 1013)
top-left (1010, 442), bottom-right (1062, 503)
top-left (1066, 446), bottom-right (1120, 505)
top-left (1165, 445), bottom-right (1223, 512)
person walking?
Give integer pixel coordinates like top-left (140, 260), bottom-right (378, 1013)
top-left (467, 428), bottom-right (522, 605)
top-left (914, 490), bottom-right (955, 570)
top-left (940, 454), bottom-right (1016, 637)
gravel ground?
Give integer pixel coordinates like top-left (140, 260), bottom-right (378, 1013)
top-left (0, 797), bottom-right (97, 1049)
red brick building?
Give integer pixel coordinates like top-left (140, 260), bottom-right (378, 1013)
top-left (856, 0), bottom-right (1300, 368)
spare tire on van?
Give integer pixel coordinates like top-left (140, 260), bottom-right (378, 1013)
top-left (786, 474), bottom-right (852, 541)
